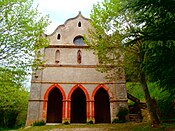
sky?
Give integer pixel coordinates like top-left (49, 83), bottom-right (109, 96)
top-left (34, 0), bottom-right (103, 34)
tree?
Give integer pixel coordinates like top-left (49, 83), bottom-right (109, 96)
top-left (126, 0), bottom-right (175, 95)
top-left (0, 0), bottom-right (50, 128)
top-left (87, 0), bottom-right (125, 81)
top-left (87, 0), bottom-right (175, 125)
top-left (0, 67), bottom-right (29, 128)
top-left (0, 0), bottom-right (49, 70)
top-left (126, 0), bottom-right (175, 42)
top-left (125, 0), bottom-right (175, 124)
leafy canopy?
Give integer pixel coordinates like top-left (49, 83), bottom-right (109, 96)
top-left (0, 0), bottom-right (50, 70)
top-left (125, 0), bottom-right (175, 94)
top-left (89, 0), bottom-right (175, 94)
top-left (0, 0), bottom-right (50, 128)
top-left (88, 0), bottom-right (175, 124)
top-left (0, 67), bottom-right (29, 128)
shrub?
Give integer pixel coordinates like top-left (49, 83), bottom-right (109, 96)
top-left (63, 120), bottom-right (69, 125)
top-left (112, 119), bottom-right (118, 123)
top-left (87, 120), bottom-right (93, 124)
top-left (117, 107), bottom-right (129, 123)
top-left (32, 120), bottom-right (45, 126)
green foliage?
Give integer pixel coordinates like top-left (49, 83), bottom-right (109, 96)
top-left (126, 82), bottom-right (175, 119)
top-left (124, 0), bottom-right (175, 94)
top-left (117, 107), bottom-right (129, 117)
top-left (127, 82), bottom-right (170, 102)
top-left (89, 0), bottom-right (175, 125)
top-left (0, 67), bottom-right (29, 128)
top-left (112, 107), bottom-right (129, 123)
top-left (87, 120), bottom-right (93, 124)
top-left (117, 107), bottom-right (129, 123)
top-left (112, 119), bottom-right (118, 124)
top-left (143, 41), bottom-right (175, 95)
top-left (85, 0), bottom-right (126, 81)
top-left (126, 0), bottom-right (175, 42)
top-left (63, 121), bottom-right (69, 125)
top-left (32, 120), bottom-right (46, 126)
top-left (0, 0), bottom-right (50, 70)
top-left (0, 0), bottom-right (49, 128)
top-left (89, 0), bottom-right (175, 94)
top-left (89, 0), bottom-right (161, 124)
top-left (158, 96), bottom-right (175, 120)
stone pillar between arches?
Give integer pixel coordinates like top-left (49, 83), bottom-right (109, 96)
top-left (66, 99), bottom-right (71, 123)
top-left (86, 100), bottom-right (91, 122)
top-left (62, 100), bottom-right (66, 122)
top-left (91, 100), bottom-right (95, 123)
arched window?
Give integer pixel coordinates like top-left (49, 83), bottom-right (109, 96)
top-left (77, 50), bottom-right (81, 64)
top-left (38, 51), bottom-right (41, 55)
top-left (57, 34), bottom-right (61, 40)
top-left (73, 36), bottom-right (84, 46)
top-left (55, 50), bottom-right (60, 63)
top-left (78, 21), bottom-right (81, 27)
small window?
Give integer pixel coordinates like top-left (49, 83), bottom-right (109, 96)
top-left (57, 34), bottom-right (61, 40)
top-left (77, 50), bottom-right (82, 64)
top-left (73, 36), bottom-right (84, 46)
top-left (38, 51), bottom-right (41, 55)
top-left (78, 22), bottom-right (81, 27)
top-left (55, 50), bottom-right (60, 63)
top-left (37, 51), bottom-right (41, 58)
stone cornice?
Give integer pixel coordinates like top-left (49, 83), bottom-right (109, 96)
top-left (31, 81), bottom-right (126, 85)
top-left (46, 45), bottom-right (90, 48)
top-left (42, 64), bottom-right (97, 68)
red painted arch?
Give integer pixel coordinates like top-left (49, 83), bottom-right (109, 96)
top-left (92, 84), bottom-right (113, 100)
top-left (42, 84), bottom-right (66, 120)
top-left (91, 84), bottom-right (113, 120)
top-left (67, 84), bottom-right (90, 121)
top-left (68, 84), bottom-right (90, 100)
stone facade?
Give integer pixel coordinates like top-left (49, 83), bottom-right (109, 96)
top-left (26, 12), bottom-right (128, 126)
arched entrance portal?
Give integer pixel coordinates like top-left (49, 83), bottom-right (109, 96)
top-left (71, 87), bottom-right (86, 123)
top-left (47, 87), bottom-right (63, 123)
top-left (94, 88), bottom-right (111, 123)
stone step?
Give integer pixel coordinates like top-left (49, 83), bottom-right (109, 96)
top-left (129, 114), bottom-right (143, 122)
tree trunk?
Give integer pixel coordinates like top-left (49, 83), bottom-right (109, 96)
top-left (140, 71), bottom-right (160, 126)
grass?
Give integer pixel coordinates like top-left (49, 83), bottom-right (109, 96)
top-left (6, 122), bottom-right (174, 131)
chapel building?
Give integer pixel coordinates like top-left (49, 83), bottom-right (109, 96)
top-left (26, 12), bottom-right (128, 126)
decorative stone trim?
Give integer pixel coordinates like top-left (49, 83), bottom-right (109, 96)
top-left (31, 81), bottom-right (125, 84)
top-left (42, 64), bottom-right (98, 68)
top-left (47, 45), bottom-right (89, 48)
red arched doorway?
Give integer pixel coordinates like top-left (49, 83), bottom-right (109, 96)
top-left (47, 87), bottom-right (62, 123)
top-left (67, 84), bottom-right (90, 123)
top-left (42, 84), bottom-right (66, 123)
top-left (71, 87), bottom-right (86, 123)
top-left (92, 85), bottom-right (112, 123)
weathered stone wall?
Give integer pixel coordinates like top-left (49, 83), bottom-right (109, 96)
top-left (44, 47), bottom-right (98, 65)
